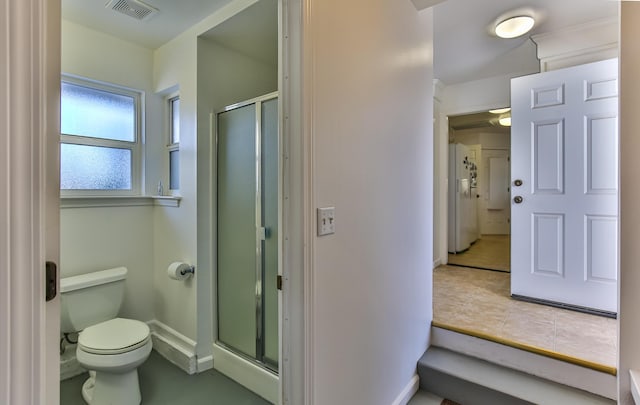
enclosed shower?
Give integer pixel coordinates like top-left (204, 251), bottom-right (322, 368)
top-left (216, 92), bottom-right (279, 372)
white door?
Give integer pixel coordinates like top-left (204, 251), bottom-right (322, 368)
top-left (511, 58), bottom-right (618, 314)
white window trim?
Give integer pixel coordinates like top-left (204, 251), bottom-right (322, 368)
top-left (60, 74), bottom-right (145, 197)
top-left (166, 91), bottom-right (180, 195)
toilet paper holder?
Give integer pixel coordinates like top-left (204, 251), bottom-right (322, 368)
top-left (180, 265), bottom-right (195, 276)
top-left (167, 262), bottom-right (196, 280)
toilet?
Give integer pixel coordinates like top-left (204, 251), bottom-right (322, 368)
top-left (61, 267), bottom-right (152, 405)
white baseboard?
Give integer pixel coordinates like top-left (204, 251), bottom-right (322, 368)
top-left (212, 343), bottom-right (279, 404)
top-left (148, 320), bottom-right (198, 375)
top-left (391, 374), bottom-right (420, 405)
top-left (433, 259), bottom-right (442, 269)
top-left (60, 347), bottom-right (86, 381)
top-left (198, 354), bottom-right (214, 372)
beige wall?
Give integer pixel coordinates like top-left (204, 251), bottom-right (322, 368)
top-left (305, 0), bottom-right (434, 402)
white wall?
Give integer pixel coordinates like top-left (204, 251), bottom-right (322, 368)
top-left (618, 3), bottom-right (640, 403)
top-left (152, 0), bottom-right (264, 350)
top-left (305, 1), bottom-right (433, 403)
top-left (441, 74), bottom-right (513, 116)
top-left (60, 206), bottom-right (154, 320)
top-left (60, 20), bottom-right (163, 323)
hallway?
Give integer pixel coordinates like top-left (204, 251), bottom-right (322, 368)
top-left (447, 235), bottom-right (510, 272)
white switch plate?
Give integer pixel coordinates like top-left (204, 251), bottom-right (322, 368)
top-left (317, 207), bottom-right (335, 236)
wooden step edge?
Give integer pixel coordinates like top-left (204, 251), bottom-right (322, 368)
top-left (431, 320), bottom-right (617, 376)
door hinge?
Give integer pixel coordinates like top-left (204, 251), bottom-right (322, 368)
top-left (277, 275), bottom-right (283, 291)
top-left (45, 261), bottom-right (57, 301)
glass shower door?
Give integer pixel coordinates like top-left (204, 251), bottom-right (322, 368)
top-left (217, 93), bottom-right (278, 371)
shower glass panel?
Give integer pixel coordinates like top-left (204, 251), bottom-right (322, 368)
top-left (217, 93), bottom-right (279, 372)
top-left (217, 103), bottom-right (258, 358)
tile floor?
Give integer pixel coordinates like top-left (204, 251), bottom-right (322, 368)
top-left (447, 235), bottom-right (510, 272)
top-left (433, 265), bottom-right (617, 368)
top-left (60, 350), bottom-right (271, 405)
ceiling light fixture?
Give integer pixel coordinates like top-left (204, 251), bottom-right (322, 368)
top-left (489, 107), bottom-right (511, 114)
top-left (499, 116), bottom-right (512, 127)
top-left (495, 15), bottom-right (535, 39)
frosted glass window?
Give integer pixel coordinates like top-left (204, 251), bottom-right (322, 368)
top-left (169, 150), bottom-right (179, 190)
top-left (60, 144), bottom-right (132, 190)
top-left (170, 97), bottom-right (180, 144)
top-left (60, 76), bottom-right (142, 195)
top-left (61, 82), bottom-right (135, 142)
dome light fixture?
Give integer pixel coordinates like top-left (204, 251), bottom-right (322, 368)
top-left (499, 116), bottom-right (512, 127)
top-left (495, 15), bottom-right (535, 39)
top-left (489, 107), bottom-right (511, 114)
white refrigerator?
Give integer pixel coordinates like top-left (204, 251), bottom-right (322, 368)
top-left (448, 143), bottom-right (478, 253)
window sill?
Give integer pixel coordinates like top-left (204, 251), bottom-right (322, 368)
top-left (151, 195), bottom-right (182, 207)
top-left (61, 195), bottom-right (181, 209)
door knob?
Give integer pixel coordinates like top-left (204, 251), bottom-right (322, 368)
top-left (513, 196), bottom-right (523, 204)
top-left (514, 179), bottom-right (523, 187)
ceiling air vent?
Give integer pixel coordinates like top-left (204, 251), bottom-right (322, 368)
top-left (105, 0), bottom-right (159, 21)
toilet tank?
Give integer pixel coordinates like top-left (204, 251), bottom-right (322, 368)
top-left (60, 267), bottom-right (128, 333)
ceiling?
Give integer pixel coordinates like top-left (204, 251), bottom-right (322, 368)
top-left (61, 0), bottom-right (619, 85)
top-left (62, 0), bottom-right (234, 49)
top-left (433, 0), bottom-right (618, 85)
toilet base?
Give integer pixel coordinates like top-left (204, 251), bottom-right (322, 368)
top-left (81, 369), bottom-right (141, 405)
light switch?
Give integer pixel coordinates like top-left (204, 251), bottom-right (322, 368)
top-left (317, 207), bottom-right (335, 236)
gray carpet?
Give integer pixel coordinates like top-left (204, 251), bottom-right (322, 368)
top-left (60, 351), bottom-right (272, 405)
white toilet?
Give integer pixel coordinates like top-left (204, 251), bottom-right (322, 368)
top-left (61, 267), bottom-right (152, 405)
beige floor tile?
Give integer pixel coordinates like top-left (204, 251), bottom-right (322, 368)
top-left (499, 313), bottom-right (555, 350)
top-left (433, 264), bottom-right (617, 368)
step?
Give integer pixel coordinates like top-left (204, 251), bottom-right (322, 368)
top-left (406, 390), bottom-right (445, 405)
top-left (431, 325), bottom-right (617, 400)
top-left (419, 346), bottom-right (615, 405)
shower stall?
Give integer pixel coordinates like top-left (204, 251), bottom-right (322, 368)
top-left (216, 92), bottom-right (279, 373)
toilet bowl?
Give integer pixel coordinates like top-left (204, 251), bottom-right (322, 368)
top-left (60, 267), bottom-right (153, 405)
top-left (76, 318), bottom-right (152, 405)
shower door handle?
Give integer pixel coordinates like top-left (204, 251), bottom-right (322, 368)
top-left (258, 227), bottom-right (271, 240)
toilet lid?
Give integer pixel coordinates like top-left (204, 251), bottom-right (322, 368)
top-left (79, 318), bottom-right (150, 355)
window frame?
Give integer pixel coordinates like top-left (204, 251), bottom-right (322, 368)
top-left (167, 93), bottom-right (180, 194)
top-left (60, 74), bottom-right (144, 197)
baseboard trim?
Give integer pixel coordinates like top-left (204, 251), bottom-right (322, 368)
top-left (433, 259), bottom-right (442, 269)
top-left (391, 374), bottom-right (420, 405)
top-left (148, 320), bottom-right (197, 375)
top-left (212, 343), bottom-right (279, 404)
top-left (198, 354), bottom-right (214, 372)
top-left (60, 348), bottom-right (85, 381)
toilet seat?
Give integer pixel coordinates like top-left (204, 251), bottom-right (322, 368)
top-left (79, 318), bottom-right (150, 355)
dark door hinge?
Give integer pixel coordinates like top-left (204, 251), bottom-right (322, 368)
top-left (277, 275), bottom-right (283, 291)
top-left (45, 261), bottom-right (57, 301)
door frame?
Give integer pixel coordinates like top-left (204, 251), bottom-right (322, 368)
top-left (436, 103), bottom-right (511, 266)
top-left (1, 0), bottom-right (61, 404)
